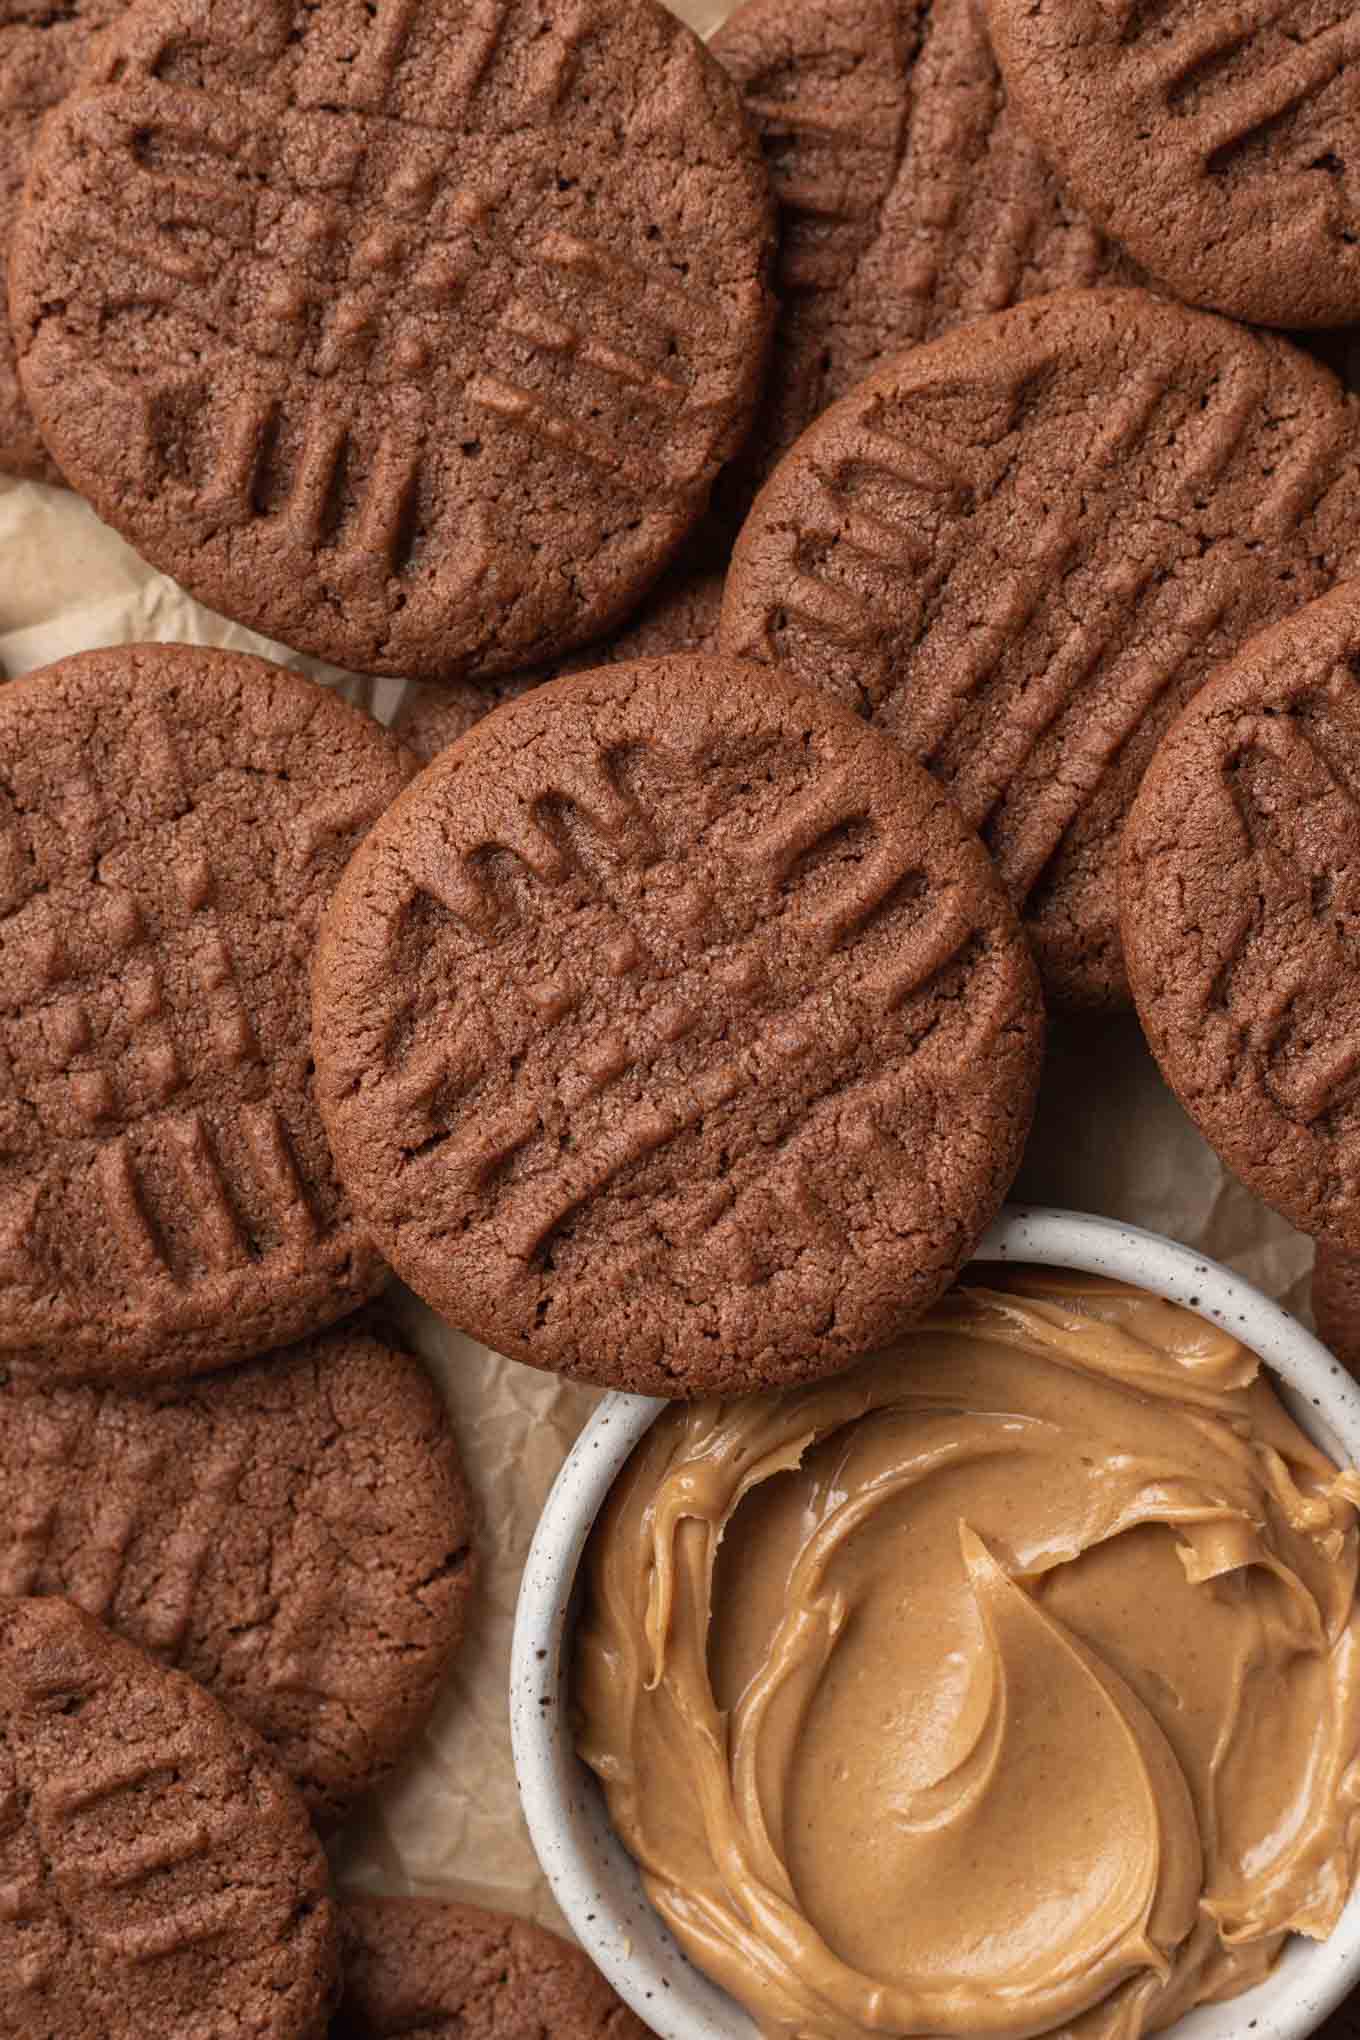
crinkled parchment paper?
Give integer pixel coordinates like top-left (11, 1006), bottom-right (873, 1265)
top-left (0, 0), bottom-right (1317, 1932)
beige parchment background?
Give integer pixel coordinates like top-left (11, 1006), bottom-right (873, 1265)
top-left (0, 0), bottom-right (1317, 1935)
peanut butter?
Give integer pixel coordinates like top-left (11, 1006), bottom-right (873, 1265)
top-left (574, 1274), bottom-right (1360, 2040)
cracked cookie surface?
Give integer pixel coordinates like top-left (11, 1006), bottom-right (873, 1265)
top-left (1122, 578), bottom-right (1360, 1250)
top-left (0, 643), bottom-right (412, 1381)
top-left (0, 0), bottom-right (122, 482)
top-left (335, 1896), bottom-right (649, 2040)
top-left (0, 1594), bottom-right (338, 2040)
top-left (9, 0), bottom-right (773, 679)
top-left (0, 1316), bottom-right (475, 1823)
top-left (313, 654), bottom-right (1043, 1397)
top-left (987, 0), bottom-right (1360, 328)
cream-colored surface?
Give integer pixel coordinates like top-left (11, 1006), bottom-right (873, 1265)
top-left (576, 1278), bottom-right (1360, 2039)
top-left (0, 0), bottom-right (1320, 1936)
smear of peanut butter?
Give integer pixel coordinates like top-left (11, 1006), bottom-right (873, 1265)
top-left (574, 1274), bottom-right (1360, 2040)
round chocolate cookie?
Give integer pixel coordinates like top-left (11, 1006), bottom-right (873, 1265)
top-left (0, 644), bottom-right (412, 1383)
top-left (1121, 578), bottom-right (1360, 1252)
top-left (335, 1896), bottom-right (649, 2040)
top-left (721, 287), bottom-right (1360, 1009)
top-left (10, 0), bottom-right (773, 681)
top-left (1314, 1246), bottom-right (1360, 1377)
top-left (0, 0), bottom-right (122, 482)
top-left (710, 0), bottom-right (1139, 483)
top-left (394, 550), bottom-right (726, 762)
top-left (0, 1316), bottom-right (475, 1824)
top-left (0, 1595), bottom-right (338, 2039)
top-left (986, 0), bottom-right (1360, 329)
top-left (312, 655), bottom-right (1043, 1398)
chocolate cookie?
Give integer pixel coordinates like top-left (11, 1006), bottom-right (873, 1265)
top-left (0, 0), bottom-right (122, 482)
top-left (312, 655), bottom-right (1043, 1398)
top-left (721, 288), bottom-right (1360, 1009)
top-left (1314, 1246), bottom-right (1360, 1377)
top-left (0, 644), bottom-right (412, 1382)
top-left (710, 0), bottom-right (1139, 482)
top-left (584, 553), bottom-right (725, 663)
top-left (10, 0), bottom-right (773, 681)
top-left (392, 673), bottom-right (532, 769)
top-left (0, 1317), bottom-right (475, 1823)
top-left (395, 551), bottom-right (725, 763)
top-left (1121, 578), bottom-right (1360, 1251)
top-left (336, 1896), bottom-right (649, 2040)
top-left (0, 1595), bottom-right (338, 2039)
top-left (987, 0), bottom-right (1360, 329)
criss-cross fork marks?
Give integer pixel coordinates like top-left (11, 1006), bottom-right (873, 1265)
top-left (1110, 2), bottom-right (1360, 171)
top-left (486, 884), bottom-right (981, 1270)
top-left (0, 1423), bottom-right (246, 1662)
top-left (34, 1735), bottom-right (258, 1964)
top-left (374, 751), bottom-right (1003, 1279)
top-left (72, 14), bottom-right (728, 549)
top-left (189, 220), bottom-right (713, 578)
top-left (1, 712), bottom-right (256, 1106)
top-left (1199, 717), bottom-right (1360, 1124)
top-left (0, 734), bottom-right (338, 1308)
top-left (5, 911), bottom-right (257, 1137)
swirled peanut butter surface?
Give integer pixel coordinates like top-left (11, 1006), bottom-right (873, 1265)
top-left (574, 1275), bottom-right (1360, 2040)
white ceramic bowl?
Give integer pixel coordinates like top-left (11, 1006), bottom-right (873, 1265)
top-left (511, 1205), bottom-right (1360, 2040)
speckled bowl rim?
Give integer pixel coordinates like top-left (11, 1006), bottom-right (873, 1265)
top-left (510, 1204), bottom-right (1360, 2040)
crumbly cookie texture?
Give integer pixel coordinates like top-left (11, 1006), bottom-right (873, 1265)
top-left (987, 0), bottom-right (1360, 328)
top-left (1122, 578), bottom-right (1360, 1252)
top-left (0, 644), bottom-right (413, 1381)
top-left (313, 654), bottom-right (1043, 1397)
top-left (10, 0), bottom-right (774, 679)
top-left (0, 1595), bottom-right (339, 2040)
top-left (0, 1316), bottom-right (476, 1823)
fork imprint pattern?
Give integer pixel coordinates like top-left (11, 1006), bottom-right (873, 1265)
top-left (26, 0), bottom-right (750, 617)
top-left (0, 666), bottom-right (397, 1359)
top-left (724, 305), bottom-right (1351, 929)
top-left (372, 738), bottom-right (1003, 1293)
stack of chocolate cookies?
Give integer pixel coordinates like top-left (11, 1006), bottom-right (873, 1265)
top-left (4, 0), bottom-right (1360, 2030)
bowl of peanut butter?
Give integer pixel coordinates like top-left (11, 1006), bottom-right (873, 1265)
top-left (511, 1205), bottom-right (1360, 2040)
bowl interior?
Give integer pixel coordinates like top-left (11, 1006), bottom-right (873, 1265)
top-left (511, 1206), bottom-right (1360, 2040)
